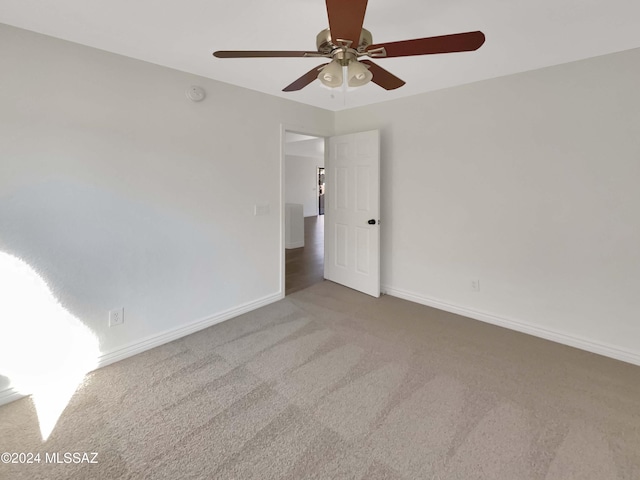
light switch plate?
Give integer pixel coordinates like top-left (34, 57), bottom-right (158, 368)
top-left (254, 204), bottom-right (270, 216)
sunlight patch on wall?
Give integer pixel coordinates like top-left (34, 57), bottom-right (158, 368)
top-left (0, 251), bottom-right (100, 441)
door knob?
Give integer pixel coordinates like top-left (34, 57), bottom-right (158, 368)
top-left (368, 219), bottom-right (376, 225)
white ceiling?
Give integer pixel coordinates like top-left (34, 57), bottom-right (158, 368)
top-left (2, 0), bottom-right (640, 111)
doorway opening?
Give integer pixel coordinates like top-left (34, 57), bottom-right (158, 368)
top-left (283, 131), bottom-right (326, 296)
top-left (318, 167), bottom-right (325, 216)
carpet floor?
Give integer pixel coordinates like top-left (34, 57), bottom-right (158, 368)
top-left (2, 281), bottom-right (640, 479)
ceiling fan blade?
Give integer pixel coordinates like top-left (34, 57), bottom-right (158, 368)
top-left (283, 63), bottom-right (329, 92)
top-left (359, 60), bottom-right (405, 90)
top-left (214, 50), bottom-right (318, 58)
top-left (325, 0), bottom-right (368, 47)
top-left (367, 31), bottom-right (485, 58)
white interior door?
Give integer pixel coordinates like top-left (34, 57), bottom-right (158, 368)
top-left (324, 130), bottom-right (380, 297)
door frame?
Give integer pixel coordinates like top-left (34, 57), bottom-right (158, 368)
top-left (317, 166), bottom-right (325, 216)
top-left (279, 124), bottom-right (331, 297)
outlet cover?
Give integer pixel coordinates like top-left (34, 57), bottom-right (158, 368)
top-left (109, 307), bottom-right (124, 327)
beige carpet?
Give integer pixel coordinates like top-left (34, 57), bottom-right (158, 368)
top-left (2, 281), bottom-right (640, 479)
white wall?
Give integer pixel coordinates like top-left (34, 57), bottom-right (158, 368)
top-left (285, 154), bottom-right (324, 217)
top-left (0, 24), bottom-right (333, 398)
top-left (285, 137), bottom-right (325, 217)
top-left (335, 48), bottom-right (640, 364)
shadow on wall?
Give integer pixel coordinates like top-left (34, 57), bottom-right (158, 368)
top-left (0, 177), bottom-right (249, 439)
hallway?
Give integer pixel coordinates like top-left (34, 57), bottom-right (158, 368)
top-left (285, 215), bottom-right (324, 295)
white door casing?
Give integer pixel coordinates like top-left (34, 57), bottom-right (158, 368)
top-left (324, 130), bottom-right (380, 297)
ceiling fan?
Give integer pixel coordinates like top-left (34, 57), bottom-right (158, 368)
top-left (213, 0), bottom-right (485, 92)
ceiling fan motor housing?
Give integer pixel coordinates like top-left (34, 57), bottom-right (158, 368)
top-left (316, 28), bottom-right (373, 55)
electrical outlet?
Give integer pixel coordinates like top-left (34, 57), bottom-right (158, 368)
top-left (471, 279), bottom-right (480, 292)
top-left (109, 307), bottom-right (124, 327)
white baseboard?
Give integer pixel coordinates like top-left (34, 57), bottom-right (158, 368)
top-left (383, 285), bottom-right (640, 367)
top-left (96, 291), bottom-right (283, 369)
top-left (0, 291), bottom-right (284, 407)
top-left (285, 241), bottom-right (304, 249)
top-left (0, 387), bottom-right (26, 406)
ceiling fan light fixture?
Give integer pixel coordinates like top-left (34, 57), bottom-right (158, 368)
top-left (347, 60), bottom-right (373, 87)
top-left (214, 1), bottom-right (485, 93)
top-left (318, 60), bottom-right (343, 88)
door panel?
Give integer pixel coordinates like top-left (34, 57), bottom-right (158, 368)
top-left (325, 130), bottom-right (380, 297)
top-left (336, 223), bottom-right (349, 268)
top-left (335, 167), bottom-right (349, 209)
top-left (355, 226), bottom-right (370, 274)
